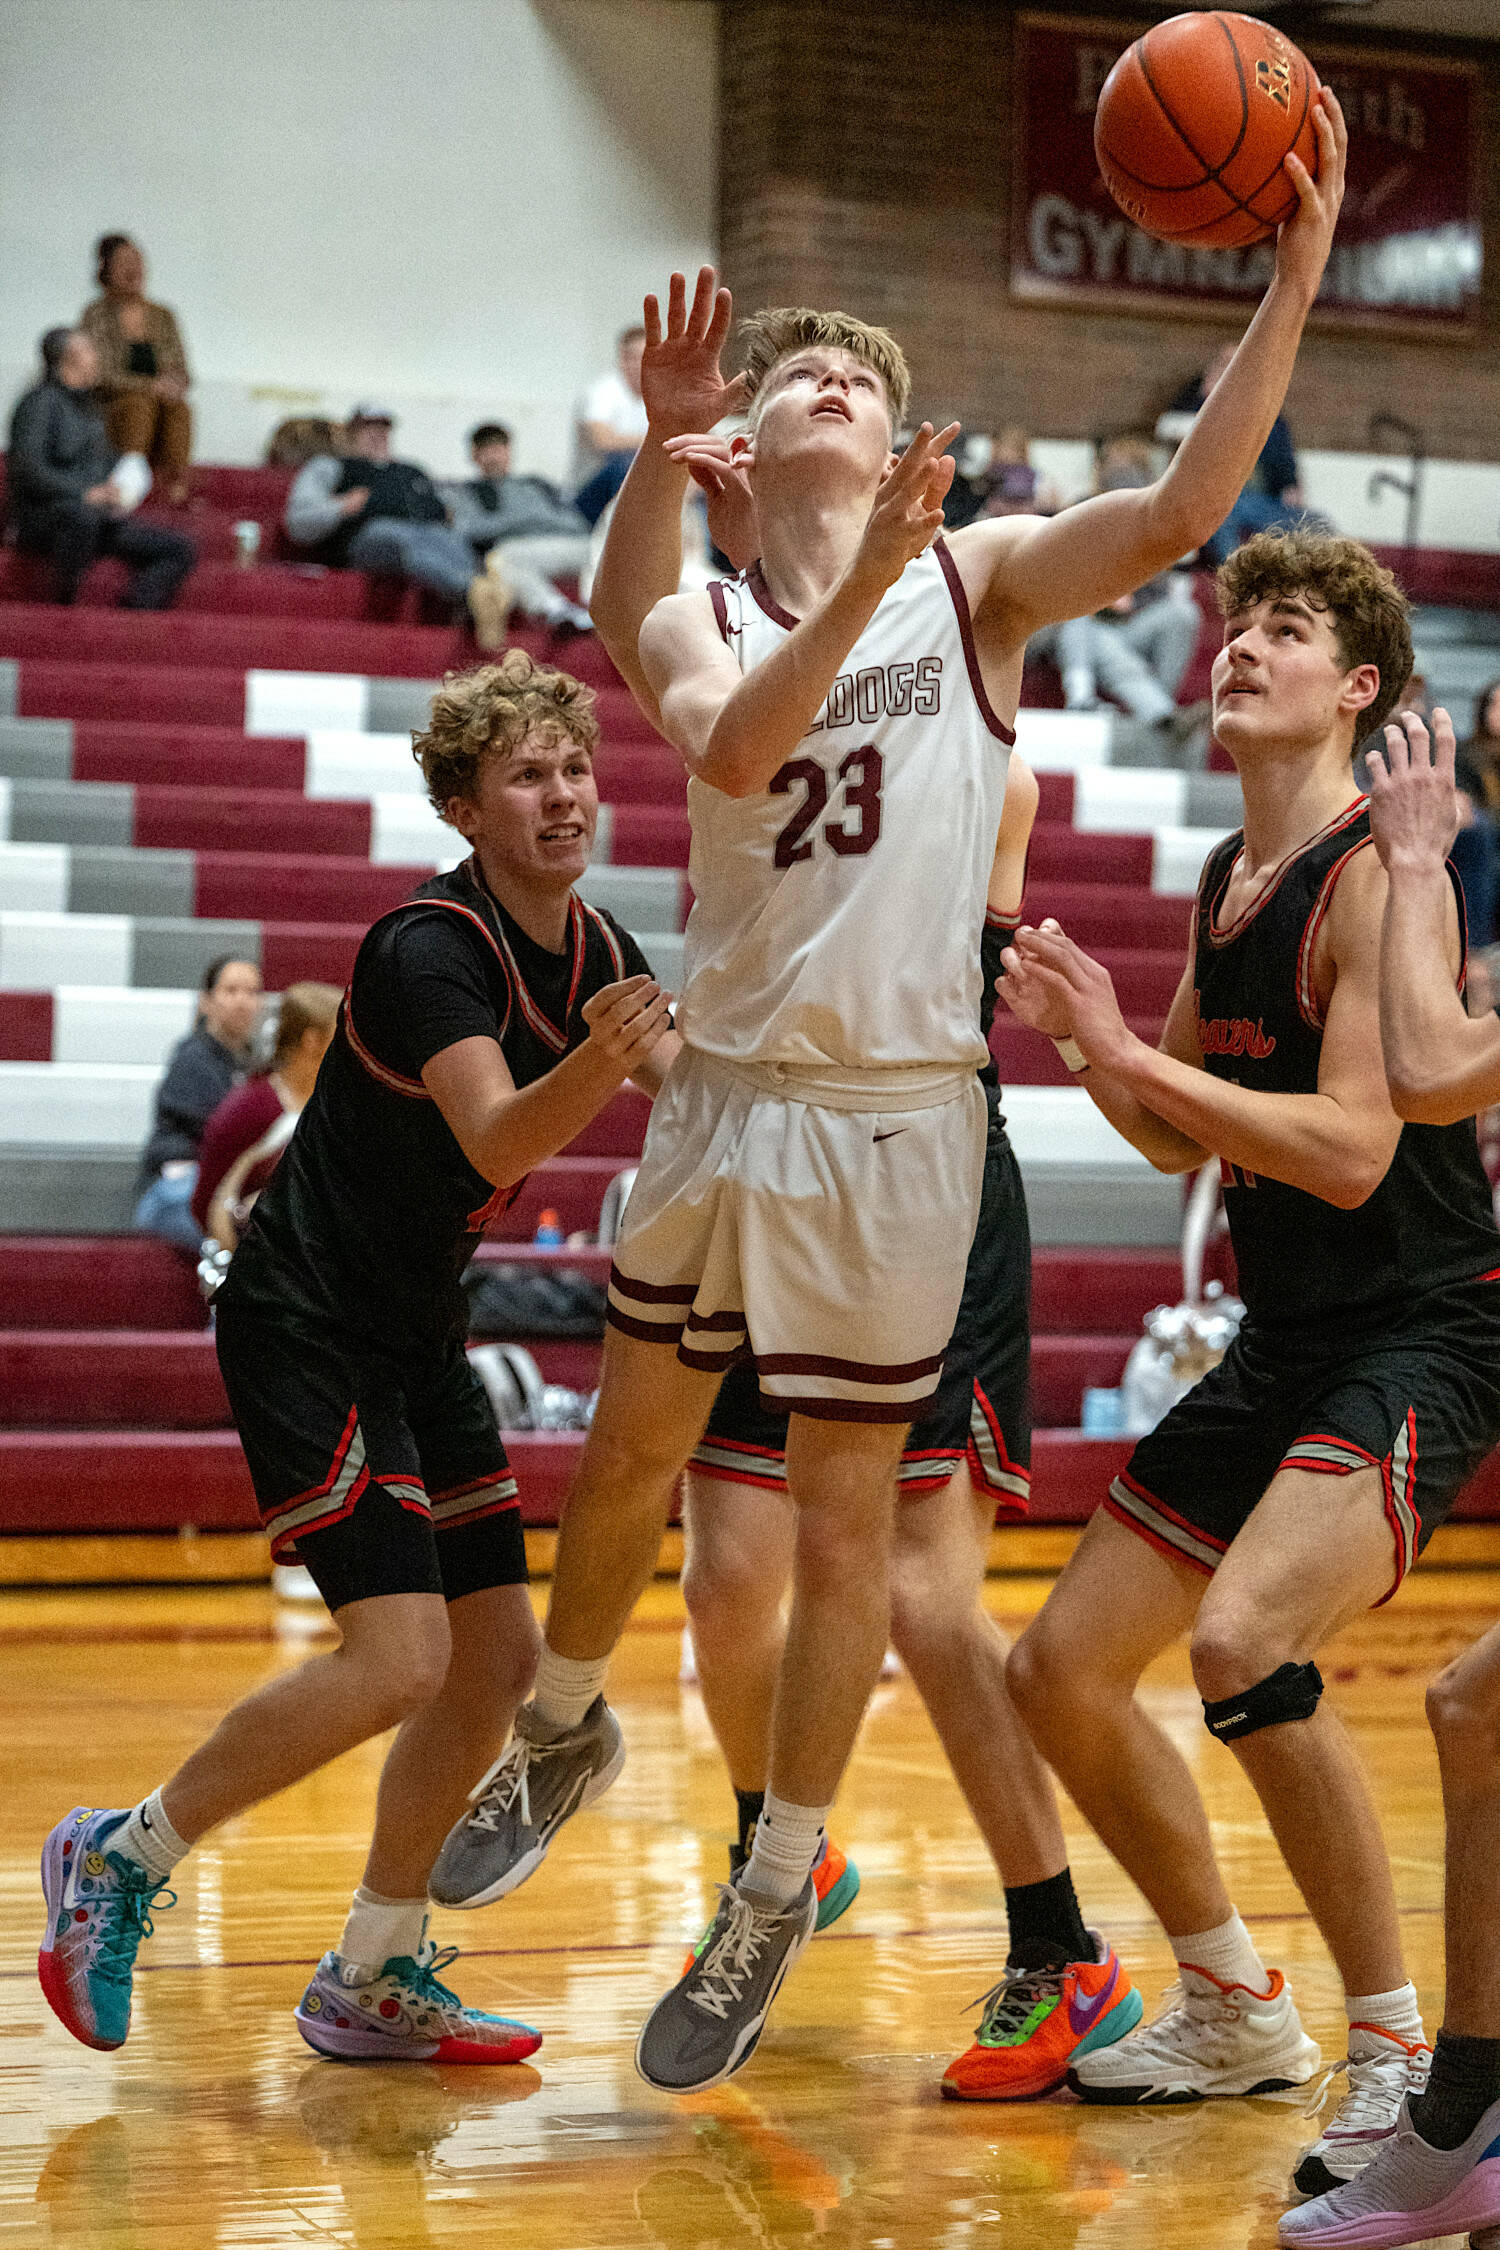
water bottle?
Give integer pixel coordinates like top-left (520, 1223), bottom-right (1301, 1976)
top-left (533, 1208), bottom-right (564, 1247)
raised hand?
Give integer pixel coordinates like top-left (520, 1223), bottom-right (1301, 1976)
top-left (851, 422), bottom-right (959, 596)
top-left (663, 431), bottom-right (758, 569)
top-left (642, 267), bottom-right (752, 442)
top-left (1275, 87), bottom-right (1348, 304)
top-left (581, 975), bottom-right (674, 1073)
top-left (1365, 705), bottom-right (1462, 872)
top-left (1005, 921), bottom-right (1131, 1068)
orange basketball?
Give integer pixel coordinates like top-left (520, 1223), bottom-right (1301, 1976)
top-left (1094, 11), bottom-right (1321, 250)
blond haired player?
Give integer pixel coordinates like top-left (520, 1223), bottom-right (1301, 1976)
top-left (432, 101), bottom-right (1348, 2095)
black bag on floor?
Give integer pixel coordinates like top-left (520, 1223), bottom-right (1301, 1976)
top-left (464, 1263), bottom-right (608, 1341)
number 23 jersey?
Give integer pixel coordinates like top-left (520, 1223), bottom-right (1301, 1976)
top-left (677, 536), bottom-right (1014, 1073)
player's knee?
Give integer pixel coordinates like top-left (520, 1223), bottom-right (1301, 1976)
top-left (1005, 1622), bottom-right (1068, 1735)
top-left (1189, 1603), bottom-right (1286, 1705)
top-left (1426, 1656), bottom-right (1500, 1755)
top-left (1199, 1658), bottom-right (1324, 1745)
top-left (376, 1618), bottom-right (454, 1718)
top-left (794, 1499), bottom-right (892, 1593)
top-left (681, 1540), bottom-right (773, 1642)
top-left (888, 1565), bottom-right (968, 1673)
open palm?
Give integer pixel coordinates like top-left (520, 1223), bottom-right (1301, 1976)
top-left (642, 267), bottom-right (750, 440)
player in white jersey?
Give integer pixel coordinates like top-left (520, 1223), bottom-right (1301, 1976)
top-left (433, 136), bottom-right (1347, 2094)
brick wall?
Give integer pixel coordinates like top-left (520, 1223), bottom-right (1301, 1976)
top-left (718, 1), bottom-right (1500, 462)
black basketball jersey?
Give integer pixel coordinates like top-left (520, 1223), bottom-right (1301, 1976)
top-left (220, 857), bottom-right (651, 1350)
top-left (1193, 799), bottom-right (1499, 1333)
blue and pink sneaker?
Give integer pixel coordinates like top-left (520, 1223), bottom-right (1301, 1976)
top-left (295, 1939), bottom-right (542, 2064)
top-left (1279, 2092), bottom-right (1500, 2247)
top-left (38, 1806), bottom-right (176, 2052)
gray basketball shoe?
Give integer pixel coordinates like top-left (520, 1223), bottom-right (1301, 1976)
top-left (636, 1875), bottom-right (817, 2094)
top-left (428, 1696), bottom-right (625, 1909)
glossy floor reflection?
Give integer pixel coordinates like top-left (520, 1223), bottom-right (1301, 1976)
top-left (2, 1570), bottom-right (1491, 2250)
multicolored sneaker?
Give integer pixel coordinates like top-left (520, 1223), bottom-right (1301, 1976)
top-left (1293, 2027), bottom-right (1432, 2198)
top-left (294, 1939), bottom-right (542, 2064)
top-left (38, 1806), bottom-right (176, 2052)
top-left (941, 1935), bottom-right (1143, 2101)
top-left (1279, 2092), bottom-right (1500, 2247)
top-left (683, 1831), bottom-right (858, 1974)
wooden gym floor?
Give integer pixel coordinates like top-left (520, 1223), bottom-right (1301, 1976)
top-left (1, 1533), bottom-right (1494, 2250)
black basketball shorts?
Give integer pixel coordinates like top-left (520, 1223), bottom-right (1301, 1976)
top-left (689, 1101), bottom-right (1032, 1515)
top-left (1108, 1271), bottom-right (1500, 1605)
top-left (214, 1300), bottom-right (527, 1612)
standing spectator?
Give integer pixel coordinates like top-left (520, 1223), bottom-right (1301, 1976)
top-left (445, 424), bottom-right (591, 634)
top-left (575, 324), bottom-right (648, 525)
top-left (192, 984), bottom-right (342, 1252)
top-left (79, 234), bottom-right (193, 505)
top-left (282, 406), bottom-right (509, 646)
top-left (1159, 343), bottom-right (1314, 563)
top-left (1451, 678), bottom-right (1500, 951)
top-left (135, 958), bottom-right (263, 1255)
top-left (5, 328), bottom-right (196, 608)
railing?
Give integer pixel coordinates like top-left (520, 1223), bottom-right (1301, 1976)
top-left (1367, 413), bottom-right (1425, 553)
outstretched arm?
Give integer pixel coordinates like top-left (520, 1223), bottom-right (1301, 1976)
top-left (589, 267), bottom-right (751, 727)
top-left (957, 93), bottom-right (1347, 637)
top-left (1367, 706), bottom-right (1500, 1124)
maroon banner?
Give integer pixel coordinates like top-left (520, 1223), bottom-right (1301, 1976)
top-left (1011, 13), bottom-right (1484, 334)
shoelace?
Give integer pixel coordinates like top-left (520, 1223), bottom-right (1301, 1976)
top-left (969, 1965), bottom-right (1066, 2044)
top-left (687, 1889), bottom-right (774, 2020)
top-left (1128, 1978), bottom-right (1251, 2069)
top-left (465, 1731), bottom-right (561, 1833)
top-left (400, 1942), bottom-right (465, 2014)
top-left (94, 1857), bottom-right (176, 1985)
top-left (1310, 2043), bottom-right (1432, 2134)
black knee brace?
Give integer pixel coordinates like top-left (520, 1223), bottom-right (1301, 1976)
top-left (1203, 1661), bottom-right (1324, 1743)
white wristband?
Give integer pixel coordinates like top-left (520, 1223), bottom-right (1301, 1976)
top-left (1052, 1036), bottom-right (1090, 1074)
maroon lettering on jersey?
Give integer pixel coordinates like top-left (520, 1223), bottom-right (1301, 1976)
top-left (914, 656), bottom-right (942, 714)
top-left (1196, 997), bottom-right (1276, 1060)
top-left (810, 660), bottom-right (941, 734)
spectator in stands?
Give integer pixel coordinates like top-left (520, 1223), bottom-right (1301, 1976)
top-left (264, 416), bottom-right (339, 470)
top-left (1159, 343), bottom-right (1312, 564)
top-left (941, 428), bottom-right (1062, 531)
top-left (79, 234), bottom-right (193, 505)
top-left (1028, 441), bottom-right (1208, 750)
top-left (283, 406), bottom-right (510, 646)
top-left (192, 984), bottom-right (341, 1252)
top-left (134, 957), bottom-right (263, 1255)
top-left (446, 424), bottom-right (591, 634)
top-left (1451, 677), bottom-right (1500, 950)
top-left (5, 328), bottom-right (196, 609)
top-left (575, 325), bottom-right (648, 525)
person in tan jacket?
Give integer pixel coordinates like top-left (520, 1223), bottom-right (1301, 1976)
top-left (80, 234), bottom-right (192, 503)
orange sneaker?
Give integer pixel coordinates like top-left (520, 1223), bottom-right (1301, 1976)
top-left (941, 1937), bottom-right (1142, 2102)
top-left (682, 1832), bottom-right (858, 1973)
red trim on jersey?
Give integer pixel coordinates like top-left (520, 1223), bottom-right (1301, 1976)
top-left (756, 1347), bottom-right (947, 1385)
top-left (708, 578), bottom-right (732, 645)
top-left (1103, 1491), bottom-right (1217, 1578)
top-left (605, 1303), bottom-right (688, 1345)
top-left (582, 901), bottom-right (627, 980)
top-left (466, 1178), bottom-right (521, 1231)
top-left (968, 1379), bottom-right (1031, 1511)
top-left (1290, 1431), bottom-right (1381, 1463)
top-left (342, 996), bottom-right (431, 1100)
top-left (371, 1472), bottom-right (434, 1519)
top-left (689, 1457), bottom-right (790, 1493)
top-left (608, 1268), bottom-right (700, 1305)
top-left (1205, 798), bottom-right (1368, 949)
top-left (1297, 835), bottom-right (1374, 1030)
top-left (265, 1404), bottom-right (363, 1514)
top-left (933, 536), bottom-right (1017, 745)
top-left (1479, 1266), bottom-right (1500, 1284)
top-left (761, 1393), bottom-right (931, 1423)
top-left (746, 561), bottom-right (799, 632)
top-left (1114, 1468), bottom-right (1231, 1552)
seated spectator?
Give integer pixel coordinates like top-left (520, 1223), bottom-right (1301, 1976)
top-left (134, 957), bottom-right (263, 1255)
top-left (264, 416), bottom-right (339, 470)
top-left (282, 405), bottom-right (508, 645)
top-left (192, 983), bottom-right (341, 1251)
top-left (1028, 442), bottom-right (1208, 751)
top-left (79, 234), bottom-right (193, 505)
top-left (1158, 344), bottom-right (1318, 565)
top-left (5, 328), bottom-right (196, 609)
top-left (941, 427), bottom-right (1062, 531)
top-left (445, 424), bottom-right (591, 634)
top-left (575, 324), bottom-right (648, 525)
top-left (1451, 677), bottom-right (1500, 951)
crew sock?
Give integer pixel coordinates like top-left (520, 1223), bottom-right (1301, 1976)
top-left (112, 1788), bottom-right (190, 1885)
top-left (1169, 1910), bottom-right (1271, 1993)
top-left (733, 1788), bottom-right (766, 1866)
top-left (1345, 1981), bottom-right (1425, 2046)
top-left (531, 1647), bottom-right (610, 1734)
top-left (337, 1886), bottom-right (430, 1981)
top-left (741, 1791), bottom-right (829, 1908)
top-left (1408, 2029), bottom-right (1500, 2151)
top-left (1003, 1867), bottom-right (1094, 1972)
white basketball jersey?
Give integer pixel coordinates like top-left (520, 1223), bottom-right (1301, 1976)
top-left (675, 537), bottom-right (1013, 1073)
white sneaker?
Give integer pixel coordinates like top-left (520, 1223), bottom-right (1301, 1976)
top-left (1293, 2027), bottom-right (1432, 2198)
top-left (1068, 1965), bottom-right (1320, 2104)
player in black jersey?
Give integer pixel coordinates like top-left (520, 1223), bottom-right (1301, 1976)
top-left (36, 652), bottom-right (676, 2065)
top-left (1284, 708), bottom-right (1500, 2249)
top-left (1000, 531), bottom-right (1500, 2186)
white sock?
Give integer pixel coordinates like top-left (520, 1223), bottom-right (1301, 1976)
top-left (741, 1791), bottom-right (829, 1908)
top-left (1171, 1911), bottom-right (1271, 1994)
top-left (112, 1789), bottom-right (190, 1884)
top-left (1347, 1983), bottom-right (1425, 2046)
top-left (337, 1886), bottom-right (429, 1980)
top-left (532, 1646), bottom-right (610, 1733)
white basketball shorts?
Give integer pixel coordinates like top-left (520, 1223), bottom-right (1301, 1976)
top-left (605, 1047), bottom-right (987, 1421)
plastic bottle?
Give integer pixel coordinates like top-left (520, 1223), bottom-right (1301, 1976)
top-left (533, 1208), bottom-right (564, 1247)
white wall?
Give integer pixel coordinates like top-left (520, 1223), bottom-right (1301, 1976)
top-left (0, 0), bottom-right (717, 479)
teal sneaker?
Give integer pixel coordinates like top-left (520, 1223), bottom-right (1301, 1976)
top-left (39, 1807), bottom-right (176, 2051)
top-left (295, 1939), bottom-right (543, 2063)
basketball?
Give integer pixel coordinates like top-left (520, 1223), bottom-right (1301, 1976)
top-left (1094, 11), bottom-right (1321, 250)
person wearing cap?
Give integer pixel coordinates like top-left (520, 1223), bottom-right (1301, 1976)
top-left (283, 406), bottom-right (510, 645)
